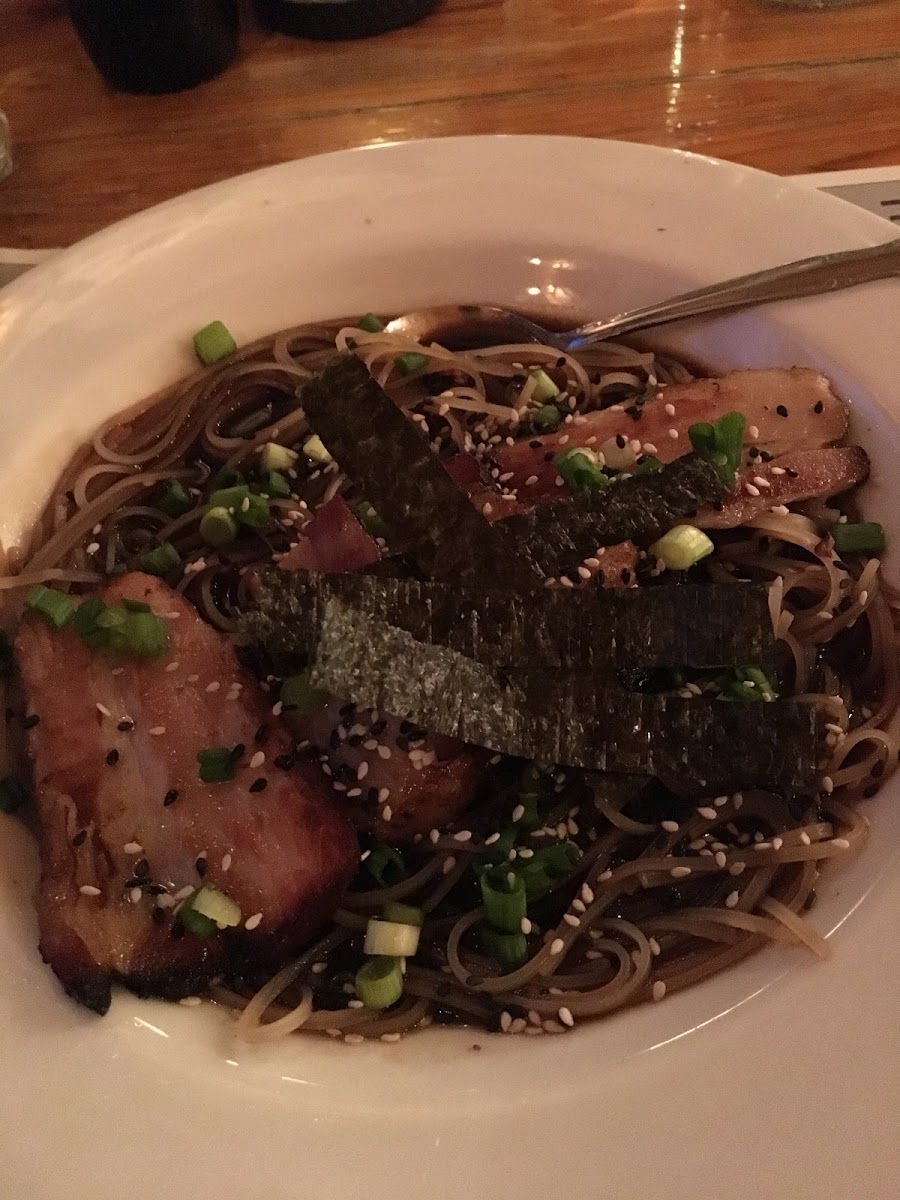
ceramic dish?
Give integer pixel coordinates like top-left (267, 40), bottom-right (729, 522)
top-left (0, 136), bottom-right (897, 1199)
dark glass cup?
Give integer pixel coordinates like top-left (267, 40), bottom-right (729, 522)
top-left (67, 0), bottom-right (240, 95)
top-left (252, 0), bottom-right (440, 41)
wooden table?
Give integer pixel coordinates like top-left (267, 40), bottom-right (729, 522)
top-left (1, 0), bottom-right (898, 248)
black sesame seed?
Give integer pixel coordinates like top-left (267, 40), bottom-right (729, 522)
top-left (124, 876), bottom-right (143, 889)
top-left (195, 856), bottom-right (207, 877)
top-left (338, 703), bottom-right (356, 718)
top-left (105, 748), bottom-right (120, 766)
top-left (117, 719), bottom-right (134, 733)
top-left (400, 720), bottom-right (417, 735)
top-left (813, 400), bottom-right (824, 414)
top-left (163, 788), bottom-right (179, 806)
top-left (134, 858), bottom-right (150, 879)
top-left (249, 777), bottom-right (268, 793)
top-left (72, 829), bottom-right (87, 848)
top-left (230, 743), bottom-right (246, 762)
top-left (625, 406), bottom-right (642, 421)
top-left (748, 446), bottom-right (760, 459)
top-left (23, 714), bottom-right (40, 730)
top-left (863, 784), bottom-right (878, 799)
top-left (347, 734), bottom-right (363, 748)
top-left (254, 724), bottom-right (269, 744)
top-left (620, 568), bottom-right (632, 585)
top-left (370, 719), bottom-right (387, 737)
top-left (776, 404), bottom-right (788, 418)
top-left (615, 434), bottom-right (627, 448)
top-left (146, 883), bottom-right (168, 895)
top-left (785, 467), bottom-right (799, 478)
top-left (152, 907), bottom-right (167, 926)
top-left (759, 449), bottom-right (774, 462)
top-left (170, 922), bottom-right (186, 940)
top-left (329, 729), bottom-right (341, 750)
top-left (555, 357), bottom-right (566, 368)
top-left (273, 753), bottom-right (294, 770)
top-left (529, 439), bottom-right (542, 450)
top-left (543, 451), bottom-right (555, 463)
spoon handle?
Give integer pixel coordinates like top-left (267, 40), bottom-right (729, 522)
top-left (568, 237), bottom-right (900, 348)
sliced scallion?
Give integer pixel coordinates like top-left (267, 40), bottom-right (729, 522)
top-left (395, 351), bottom-right (428, 376)
top-left (688, 410), bottom-right (745, 485)
top-left (154, 480), bottom-right (193, 518)
top-left (262, 471), bottom-right (291, 499)
top-left (199, 506), bottom-right (238, 548)
top-left (530, 369), bottom-right (560, 403)
top-left (553, 447), bottom-right (608, 494)
top-left (25, 585), bottom-right (74, 630)
top-left (189, 884), bottom-right (241, 929)
top-left (480, 866), bottom-right (527, 933)
top-left (532, 404), bottom-right (561, 432)
top-left (358, 313), bottom-right (386, 334)
top-left (135, 542), bottom-right (181, 577)
top-left (479, 925), bottom-right (528, 966)
top-left (197, 747), bottom-right (237, 783)
top-left (830, 521), bottom-right (885, 554)
top-left (125, 611), bottom-right (170, 657)
top-left (193, 320), bottom-right (237, 366)
top-left (382, 901), bottom-right (424, 928)
top-left (302, 434), bottom-right (333, 465)
top-left (259, 442), bottom-right (299, 474)
top-left (650, 524), bottom-right (714, 571)
top-left (355, 955), bottom-right (403, 1008)
top-left (363, 917), bottom-right (420, 958)
top-left (364, 843), bottom-right (405, 887)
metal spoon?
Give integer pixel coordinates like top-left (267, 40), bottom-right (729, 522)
top-left (385, 237), bottom-right (900, 351)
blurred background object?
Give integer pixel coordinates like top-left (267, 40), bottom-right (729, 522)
top-left (67, 0), bottom-right (239, 94)
top-left (253, 0), bottom-right (440, 40)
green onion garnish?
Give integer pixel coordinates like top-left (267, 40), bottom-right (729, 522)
top-left (259, 442), bottom-right (298, 474)
top-left (261, 471), bottom-right (291, 499)
top-left (363, 917), bottom-right (421, 958)
top-left (633, 454), bottom-right (662, 475)
top-left (197, 747), bottom-right (237, 783)
top-left (353, 501), bottom-right (390, 539)
top-left (530, 369), bottom-right (560, 403)
top-left (0, 630), bottom-right (11, 679)
top-left (188, 884), bottom-right (241, 929)
top-left (532, 404), bottom-right (561, 432)
top-left (358, 313), bottom-right (386, 334)
top-left (154, 480), bottom-right (193, 518)
top-left (135, 542), bottom-right (181, 577)
top-left (830, 521), bottom-right (885, 554)
top-left (302, 434), bottom-right (333, 465)
top-left (650, 524), bottom-right (715, 571)
top-left (480, 866), bottom-right (527, 933)
top-left (213, 467), bottom-right (245, 490)
top-left (0, 774), bottom-right (29, 813)
top-left (199, 506), bottom-right (238, 548)
top-left (382, 901), bottom-right (424, 928)
top-left (688, 411), bottom-right (746, 485)
top-left (553, 447), bottom-right (608, 493)
top-left (25, 585), bottom-right (74, 629)
top-left (125, 611), bottom-right (170, 657)
top-left (355, 956), bottom-right (403, 1009)
top-left (479, 925), bottom-right (528, 966)
top-left (517, 841), bottom-right (580, 898)
top-left (365, 843), bottom-right (405, 887)
top-left (395, 352), bottom-right (428, 376)
top-left (192, 320), bottom-right (237, 366)
top-left (206, 485), bottom-right (269, 530)
top-left (179, 900), bottom-right (216, 938)
top-left (719, 665), bottom-right (777, 703)
top-left (69, 596), bottom-right (109, 649)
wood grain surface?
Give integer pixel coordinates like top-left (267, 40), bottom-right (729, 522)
top-left (1, 0), bottom-right (898, 247)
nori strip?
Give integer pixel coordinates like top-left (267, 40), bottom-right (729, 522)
top-left (245, 572), bottom-right (775, 675)
top-left (500, 454), bottom-right (727, 577)
top-left (308, 597), bottom-right (819, 796)
top-left (298, 355), bottom-right (539, 587)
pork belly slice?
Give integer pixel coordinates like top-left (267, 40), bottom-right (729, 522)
top-left (15, 572), bottom-right (357, 1014)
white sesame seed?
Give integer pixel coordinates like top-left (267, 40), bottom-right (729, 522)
top-left (748, 425), bottom-right (759, 439)
top-left (642, 442), bottom-right (658, 455)
top-left (271, 701), bottom-right (283, 716)
top-left (179, 996), bottom-right (202, 1007)
top-left (697, 806), bottom-right (718, 820)
top-left (752, 476), bottom-right (771, 488)
top-left (598, 869), bottom-right (613, 882)
top-left (344, 1034), bottom-right (365, 1045)
top-left (123, 841), bottom-right (143, 854)
top-left (581, 883), bottom-right (594, 904)
top-left (571, 898), bottom-right (586, 914)
top-left (822, 776), bottom-right (834, 794)
top-left (714, 851), bottom-right (727, 868)
top-left (525, 474), bottom-right (539, 487)
top-left (484, 832), bottom-right (500, 845)
top-left (725, 890), bottom-right (740, 908)
top-left (652, 980), bottom-right (667, 1001)
top-left (148, 726), bottom-right (166, 736)
top-left (186, 673), bottom-right (199, 683)
top-left (221, 853), bottom-right (232, 871)
top-left (453, 829), bottom-right (472, 843)
top-left (664, 402), bottom-right (676, 416)
top-left (754, 842), bottom-right (772, 851)
top-left (744, 483), bottom-right (760, 497)
top-left (517, 847), bottom-right (534, 859)
top-left (661, 820), bottom-right (680, 833)
top-left (670, 866), bottom-right (692, 878)
top-left (550, 937), bottom-right (565, 955)
top-left (378, 787), bottom-right (390, 803)
top-left (558, 1006), bottom-right (575, 1027)
top-left (382, 806), bottom-right (393, 822)
top-left (772, 837), bottom-right (784, 850)
top-left (442, 856), bottom-right (457, 875)
top-left (499, 1011), bottom-right (512, 1033)
top-left (649, 937), bottom-right (661, 956)
top-left (110, 667), bottom-right (125, 676)
top-left (521, 917), bottom-right (532, 934)
top-left (156, 894), bottom-right (175, 909)
top-left (563, 913), bottom-right (581, 927)
top-left (174, 885), bottom-right (194, 901)
top-left (244, 912), bottom-right (263, 930)
top-left (95, 702), bottom-right (112, 718)
top-left (129, 887), bottom-right (142, 903)
top-left (356, 761), bottom-right (369, 780)
top-left (79, 885), bottom-right (101, 896)
top-left (375, 745), bottom-right (391, 760)
top-left (729, 862), bottom-right (746, 876)
top-left (800, 831), bottom-right (811, 846)
top-left (832, 838), bottom-right (851, 849)
top-left (511, 803), bottom-right (525, 823)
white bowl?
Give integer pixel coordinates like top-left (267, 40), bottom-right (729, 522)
top-left (0, 137), bottom-right (897, 1200)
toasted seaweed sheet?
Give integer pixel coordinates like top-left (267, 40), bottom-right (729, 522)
top-left (246, 571), bottom-right (775, 675)
top-left (298, 355), bottom-right (539, 587)
top-left (307, 598), bottom-right (819, 795)
top-left (499, 454), bottom-right (727, 577)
